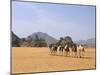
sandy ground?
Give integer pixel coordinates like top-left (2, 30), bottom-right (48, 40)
top-left (12, 47), bottom-right (96, 74)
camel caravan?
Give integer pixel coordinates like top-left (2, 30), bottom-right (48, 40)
top-left (49, 36), bottom-right (85, 58)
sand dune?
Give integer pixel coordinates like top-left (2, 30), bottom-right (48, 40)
top-left (12, 47), bottom-right (96, 74)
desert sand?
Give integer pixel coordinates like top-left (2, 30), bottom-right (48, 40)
top-left (12, 47), bottom-right (96, 74)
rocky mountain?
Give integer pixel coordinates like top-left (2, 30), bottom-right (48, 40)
top-left (27, 32), bottom-right (58, 46)
top-left (12, 32), bottom-right (58, 47)
top-left (12, 32), bottom-right (21, 47)
top-left (12, 31), bottom-right (96, 47)
top-left (75, 38), bottom-right (95, 47)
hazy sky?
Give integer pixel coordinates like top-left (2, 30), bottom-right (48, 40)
top-left (12, 1), bottom-right (96, 41)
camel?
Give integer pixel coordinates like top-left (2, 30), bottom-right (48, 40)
top-left (49, 43), bottom-right (85, 58)
top-left (58, 45), bottom-right (64, 56)
top-left (63, 44), bottom-right (70, 56)
top-left (71, 44), bottom-right (85, 58)
top-left (49, 44), bottom-right (58, 56)
top-left (77, 45), bottom-right (85, 58)
top-left (49, 44), bottom-right (53, 55)
top-left (71, 44), bottom-right (77, 58)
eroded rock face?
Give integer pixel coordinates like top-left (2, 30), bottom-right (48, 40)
top-left (12, 32), bottom-right (21, 47)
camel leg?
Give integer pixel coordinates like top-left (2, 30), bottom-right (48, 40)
top-left (65, 51), bottom-right (67, 56)
top-left (54, 51), bottom-right (55, 56)
top-left (67, 52), bottom-right (69, 56)
top-left (64, 51), bottom-right (66, 56)
top-left (73, 52), bottom-right (75, 58)
top-left (51, 50), bottom-right (52, 55)
top-left (59, 51), bottom-right (60, 56)
top-left (73, 52), bottom-right (74, 57)
top-left (75, 52), bottom-right (78, 58)
top-left (61, 48), bottom-right (63, 56)
top-left (72, 52), bottom-right (74, 57)
top-left (59, 51), bottom-right (61, 55)
top-left (51, 50), bottom-right (53, 55)
top-left (65, 51), bottom-right (68, 57)
top-left (52, 50), bottom-right (54, 55)
top-left (55, 51), bottom-right (57, 56)
top-left (80, 51), bottom-right (84, 58)
top-left (71, 51), bottom-right (73, 57)
top-left (66, 52), bottom-right (68, 57)
top-left (78, 50), bottom-right (81, 58)
top-left (82, 51), bottom-right (85, 58)
top-left (50, 50), bottom-right (52, 55)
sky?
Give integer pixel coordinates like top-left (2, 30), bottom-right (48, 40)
top-left (12, 1), bottom-right (96, 41)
